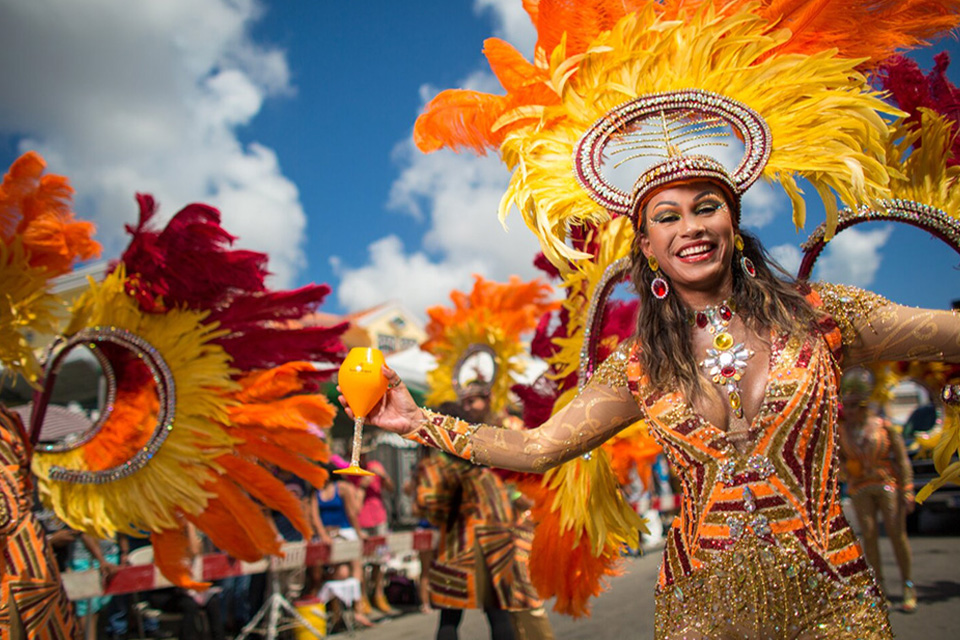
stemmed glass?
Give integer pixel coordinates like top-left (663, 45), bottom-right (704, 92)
top-left (335, 347), bottom-right (388, 476)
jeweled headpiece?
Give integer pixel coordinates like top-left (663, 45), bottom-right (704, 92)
top-left (574, 89), bottom-right (771, 225)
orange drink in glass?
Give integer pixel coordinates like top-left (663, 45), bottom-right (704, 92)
top-left (336, 347), bottom-right (388, 476)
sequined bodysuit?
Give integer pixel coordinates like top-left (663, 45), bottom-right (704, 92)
top-left (404, 283), bottom-right (960, 638)
top-left (619, 317), bottom-right (890, 637)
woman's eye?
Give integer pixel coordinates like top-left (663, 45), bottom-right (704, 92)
top-left (654, 212), bottom-right (680, 224)
top-left (696, 202), bottom-right (723, 215)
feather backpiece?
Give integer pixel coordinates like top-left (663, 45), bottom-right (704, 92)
top-left (32, 195), bottom-right (346, 587)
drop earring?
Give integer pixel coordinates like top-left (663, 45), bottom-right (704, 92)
top-left (735, 234), bottom-right (756, 278)
top-left (648, 254), bottom-right (669, 299)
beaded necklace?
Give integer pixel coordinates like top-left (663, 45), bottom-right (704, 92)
top-left (692, 299), bottom-right (754, 419)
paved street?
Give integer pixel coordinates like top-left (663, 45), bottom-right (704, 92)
top-left (348, 509), bottom-right (960, 639)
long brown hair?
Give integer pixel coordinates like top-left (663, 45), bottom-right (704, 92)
top-left (629, 221), bottom-right (818, 401)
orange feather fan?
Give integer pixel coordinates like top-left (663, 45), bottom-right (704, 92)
top-left (215, 454), bottom-right (313, 540)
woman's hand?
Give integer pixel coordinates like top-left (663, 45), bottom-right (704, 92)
top-left (338, 365), bottom-right (424, 436)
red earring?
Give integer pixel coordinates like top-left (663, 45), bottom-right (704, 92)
top-left (648, 255), bottom-right (669, 299)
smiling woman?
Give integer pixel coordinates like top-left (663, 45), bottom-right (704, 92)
top-left (359, 2), bottom-right (960, 638)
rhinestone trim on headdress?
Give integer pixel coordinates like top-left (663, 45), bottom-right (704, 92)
top-left (798, 199), bottom-right (960, 279)
top-left (579, 256), bottom-right (632, 390)
top-left (573, 89), bottom-right (772, 224)
top-left (39, 327), bottom-right (177, 484)
top-left (35, 337), bottom-right (117, 454)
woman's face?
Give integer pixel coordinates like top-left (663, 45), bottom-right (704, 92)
top-left (638, 181), bottom-right (736, 299)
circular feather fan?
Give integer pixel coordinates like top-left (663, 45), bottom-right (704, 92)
top-left (30, 194), bottom-right (347, 589)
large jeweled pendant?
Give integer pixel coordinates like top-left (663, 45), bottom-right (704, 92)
top-left (702, 340), bottom-right (753, 419)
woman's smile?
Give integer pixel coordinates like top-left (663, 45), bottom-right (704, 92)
top-left (676, 240), bottom-right (717, 262)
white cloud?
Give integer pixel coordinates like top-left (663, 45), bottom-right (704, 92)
top-left (474, 0), bottom-right (537, 55)
top-left (335, 143), bottom-right (543, 315)
top-left (333, 236), bottom-right (483, 318)
top-left (768, 243), bottom-right (803, 277)
top-left (814, 226), bottom-right (893, 287)
top-left (740, 181), bottom-right (787, 230)
top-left (0, 0), bottom-right (305, 286)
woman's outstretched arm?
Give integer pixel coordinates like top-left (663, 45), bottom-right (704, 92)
top-left (815, 282), bottom-right (960, 365)
top-left (340, 352), bottom-right (643, 473)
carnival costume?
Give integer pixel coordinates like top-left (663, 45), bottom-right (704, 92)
top-left (398, 0), bottom-right (960, 636)
top-left (1, 149), bottom-right (348, 629)
top-left (837, 389), bottom-right (914, 601)
top-left (416, 276), bottom-right (556, 615)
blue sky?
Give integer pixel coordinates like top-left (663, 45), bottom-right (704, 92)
top-left (1, 0), bottom-right (958, 318)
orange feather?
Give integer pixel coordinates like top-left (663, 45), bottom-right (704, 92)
top-left (185, 477), bottom-right (289, 563)
top-left (227, 395), bottom-right (336, 432)
top-left (216, 454), bottom-right (312, 540)
top-left (232, 362), bottom-right (318, 403)
top-left (82, 387), bottom-right (158, 470)
top-left (203, 476), bottom-right (283, 557)
top-left (0, 151), bottom-right (100, 274)
top-left (151, 528), bottom-right (211, 591)
top-left (522, 475), bottom-right (621, 618)
top-left (237, 440), bottom-right (329, 488)
top-left (234, 426), bottom-right (329, 461)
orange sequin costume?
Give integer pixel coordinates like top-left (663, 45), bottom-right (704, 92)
top-left (619, 287), bottom-right (891, 637)
top-left (1, 408), bottom-right (81, 640)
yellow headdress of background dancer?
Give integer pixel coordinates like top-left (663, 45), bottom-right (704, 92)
top-left (422, 274), bottom-right (558, 414)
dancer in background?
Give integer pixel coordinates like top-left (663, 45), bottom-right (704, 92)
top-left (839, 369), bottom-right (916, 612)
top-left (413, 276), bottom-right (556, 639)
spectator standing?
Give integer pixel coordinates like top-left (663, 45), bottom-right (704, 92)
top-left (352, 442), bottom-right (399, 616)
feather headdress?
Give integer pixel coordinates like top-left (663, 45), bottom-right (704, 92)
top-left (31, 195), bottom-right (347, 588)
top-left (416, 1), bottom-right (960, 267)
top-left (416, 0), bottom-right (960, 156)
top-left (422, 275), bottom-right (558, 414)
top-left (0, 152), bottom-right (100, 385)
